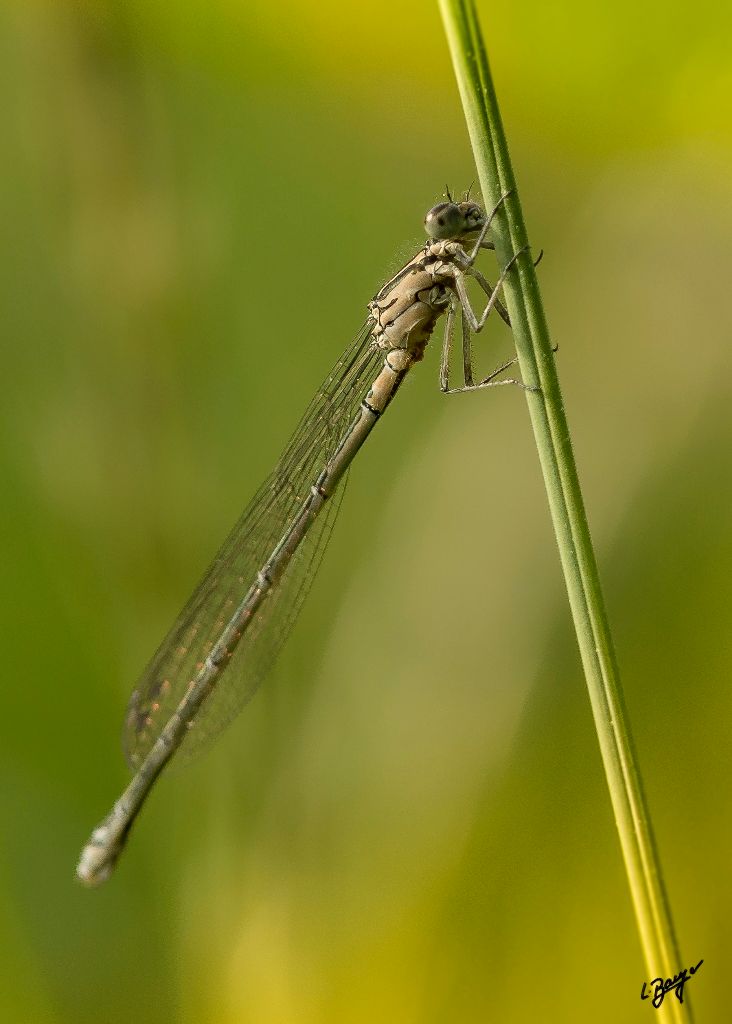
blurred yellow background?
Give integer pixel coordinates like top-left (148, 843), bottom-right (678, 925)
top-left (1, 1), bottom-right (729, 1021)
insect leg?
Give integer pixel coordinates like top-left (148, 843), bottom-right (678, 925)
top-left (439, 299), bottom-right (457, 393)
top-left (461, 305), bottom-right (474, 387)
top-left (467, 190), bottom-right (513, 264)
top-left (442, 247), bottom-right (538, 394)
top-left (454, 246), bottom-right (528, 333)
top-left (440, 352), bottom-right (533, 394)
top-left (442, 351), bottom-right (537, 393)
top-left (469, 268), bottom-right (511, 327)
top-left (442, 280), bottom-right (534, 394)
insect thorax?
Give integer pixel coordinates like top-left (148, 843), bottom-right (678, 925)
top-left (368, 246), bottom-right (457, 358)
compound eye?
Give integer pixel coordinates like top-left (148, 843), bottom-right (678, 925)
top-left (424, 202), bottom-right (463, 240)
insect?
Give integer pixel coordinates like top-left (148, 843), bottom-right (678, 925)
top-left (77, 189), bottom-right (531, 886)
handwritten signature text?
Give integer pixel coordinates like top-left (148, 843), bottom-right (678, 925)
top-left (640, 960), bottom-right (703, 1009)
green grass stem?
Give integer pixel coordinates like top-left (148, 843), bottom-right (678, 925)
top-left (438, 3), bottom-right (691, 1019)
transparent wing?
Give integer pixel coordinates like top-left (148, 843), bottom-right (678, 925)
top-left (124, 321), bottom-right (382, 768)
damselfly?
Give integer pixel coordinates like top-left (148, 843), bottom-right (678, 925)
top-left (77, 190), bottom-right (531, 886)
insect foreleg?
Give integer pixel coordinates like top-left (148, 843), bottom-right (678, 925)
top-left (467, 189), bottom-right (513, 264)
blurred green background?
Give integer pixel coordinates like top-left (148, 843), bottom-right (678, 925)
top-left (1, 1), bottom-right (730, 1021)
